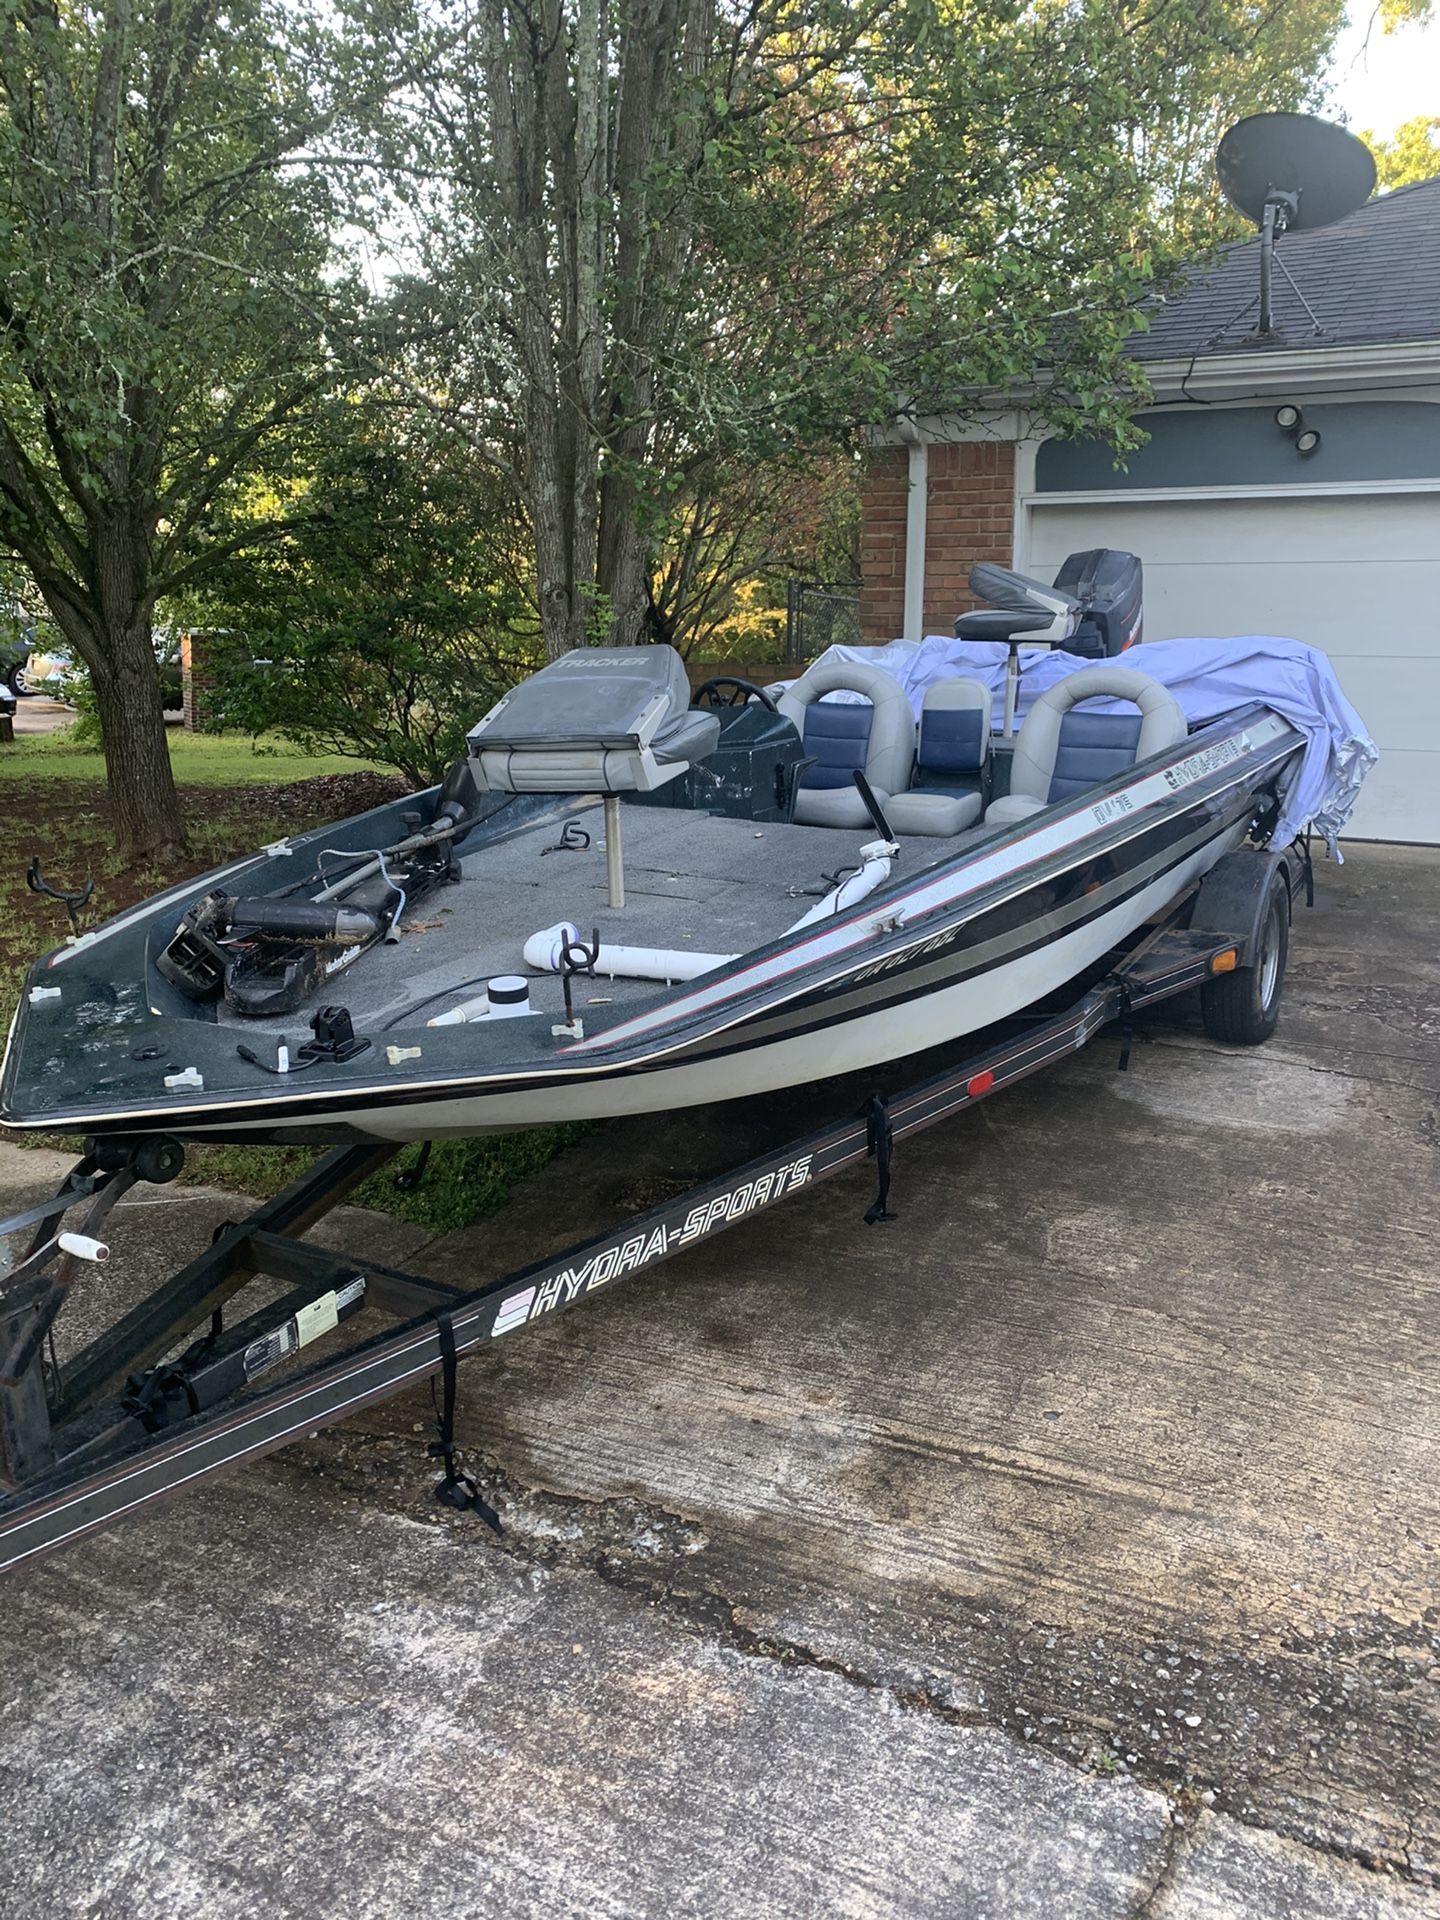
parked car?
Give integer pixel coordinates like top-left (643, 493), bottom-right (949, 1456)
top-left (24, 638), bottom-right (184, 710)
top-left (0, 622), bottom-right (32, 696)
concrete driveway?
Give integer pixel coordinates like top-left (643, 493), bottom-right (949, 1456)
top-left (11, 693), bottom-right (75, 735)
top-left (0, 843), bottom-right (1436, 1919)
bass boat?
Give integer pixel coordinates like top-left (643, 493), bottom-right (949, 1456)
top-left (1, 640), bottom-right (1307, 1146)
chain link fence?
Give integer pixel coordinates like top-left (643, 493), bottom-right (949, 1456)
top-left (784, 579), bottom-right (861, 665)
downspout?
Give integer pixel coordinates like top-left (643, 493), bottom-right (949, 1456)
top-left (895, 417), bottom-right (928, 643)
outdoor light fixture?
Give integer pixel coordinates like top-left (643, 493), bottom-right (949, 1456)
top-left (1274, 404), bottom-right (1319, 456)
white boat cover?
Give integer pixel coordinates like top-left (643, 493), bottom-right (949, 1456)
top-left (798, 634), bottom-right (1377, 855)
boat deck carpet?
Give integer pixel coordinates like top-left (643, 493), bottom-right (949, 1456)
top-left (218, 802), bottom-right (984, 1037)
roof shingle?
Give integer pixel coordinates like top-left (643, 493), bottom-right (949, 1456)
top-left (1130, 174), bottom-right (1440, 360)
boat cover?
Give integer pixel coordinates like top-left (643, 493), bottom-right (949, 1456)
top-left (795, 634), bottom-right (1377, 854)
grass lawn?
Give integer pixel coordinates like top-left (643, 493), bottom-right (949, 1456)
top-left (0, 724), bottom-right (585, 1233)
top-left (0, 724), bottom-right (386, 784)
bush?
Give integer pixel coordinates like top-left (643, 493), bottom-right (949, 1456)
top-left (198, 429), bottom-right (540, 786)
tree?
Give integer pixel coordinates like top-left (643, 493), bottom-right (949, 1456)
top-left (1365, 114), bottom-right (1440, 189)
top-left (387, 0), bottom-right (1398, 664)
top-left (201, 416), bottom-right (537, 785)
top-left (0, 2), bottom-right (411, 859)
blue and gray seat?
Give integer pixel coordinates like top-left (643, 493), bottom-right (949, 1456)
top-left (776, 659), bottom-right (915, 829)
top-left (886, 678), bottom-right (992, 836)
top-left (985, 665), bottom-right (1187, 827)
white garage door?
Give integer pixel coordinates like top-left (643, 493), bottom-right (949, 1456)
top-left (1025, 492), bottom-right (1440, 843)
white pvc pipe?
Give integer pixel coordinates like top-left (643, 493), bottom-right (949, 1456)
top-left (429, 975), bottom-right (540, 1026)
top-left (523, 922), bottom-right (735, 985)
top-left (786, 842), bottom-right (894, 930)
top-left (520, 844), bottom-right (897, 989)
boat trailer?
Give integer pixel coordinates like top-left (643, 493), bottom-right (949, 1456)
top-left (0, 879), bottom-right (1297, 1578)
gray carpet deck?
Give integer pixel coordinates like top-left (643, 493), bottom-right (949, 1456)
top-left (221, 803), bottom-right (982, 1036)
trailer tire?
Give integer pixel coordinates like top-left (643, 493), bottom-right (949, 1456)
top-left (1200, 868), bottom-right (1289, 1046)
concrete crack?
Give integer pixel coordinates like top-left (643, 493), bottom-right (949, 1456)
top-left (1129, 1813), bottom-right (1192, 1920)
top-left (456, 1452), bottom-right (1437, 1895)
top-left (295, 1430), bottom-right (1435, 1894)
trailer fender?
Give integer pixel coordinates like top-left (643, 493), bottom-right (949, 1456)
top-left (1188, 846), bottom-right (1296, 964)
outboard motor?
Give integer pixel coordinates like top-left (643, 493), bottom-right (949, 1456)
top-left (955, 549), bottom-right (1143, 658)
top-left (1052, 548), bottom-right (1143, 655)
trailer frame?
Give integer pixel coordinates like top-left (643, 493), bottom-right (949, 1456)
top-left (0, 876), bottom-right (1287, 1578)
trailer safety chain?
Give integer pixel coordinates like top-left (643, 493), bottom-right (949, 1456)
top-left (863, 1094), bottom-right (897, 1226)
top-left (428, 1312), bottom-right (503, 1535)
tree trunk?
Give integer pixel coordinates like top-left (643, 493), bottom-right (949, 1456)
top-left (85, 614), bottom-right (186, 865)
top-left (43, 513), bottom-right (187, 865)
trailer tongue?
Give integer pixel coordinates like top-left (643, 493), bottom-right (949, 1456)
top-left (0, 880), bottom-right (1294, 1578)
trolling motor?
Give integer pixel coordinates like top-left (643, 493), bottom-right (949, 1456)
top-left (27, 858), bottom-right (95, 936)
top-left (157, 761), bottom-right (484, 1018)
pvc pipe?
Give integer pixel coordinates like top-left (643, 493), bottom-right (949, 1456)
top-left (521, 847), bottom-right (896, 989)
top-left (429, 975), bottom-right (539, 1026)
top-left (786, 841), bottom-right (895, 930)
top-left (523, 922), bottom-right (735, 984)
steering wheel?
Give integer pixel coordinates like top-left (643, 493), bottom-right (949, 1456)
top-left (690, 675), bottom-right (778, 713)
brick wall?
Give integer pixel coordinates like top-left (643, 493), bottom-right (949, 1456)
top-left (180, 631), bottom-right (215, 732)
top-left (857, 446), bottom-right (908, 643)
top-left (858, 439), bottom-right (1015, 643)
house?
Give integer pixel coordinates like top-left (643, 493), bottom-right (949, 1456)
top-left (858, 176), bottom-right (1440, 843)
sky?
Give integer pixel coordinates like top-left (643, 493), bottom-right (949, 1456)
top-left (1328, 6), bottom-right (1440, 138)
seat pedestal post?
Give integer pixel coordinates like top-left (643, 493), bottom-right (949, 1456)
top-left (604, 794), bottom-right (624, 910)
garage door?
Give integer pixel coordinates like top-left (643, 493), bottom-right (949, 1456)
top-left (1024, 493), bottom-right (1440, 843)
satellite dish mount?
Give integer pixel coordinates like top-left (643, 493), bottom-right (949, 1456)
top-left (1215, 114), bottom-right (1376, 339)
top-left (1256, 187), bottom-right (1298, 335)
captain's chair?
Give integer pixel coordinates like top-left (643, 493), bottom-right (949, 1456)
top-left (777, 659), bottom-right (914, 829)
top-left (986, 665), bottom-right (1187, 827)
top-left (886, 678), bottom-right (991, 836)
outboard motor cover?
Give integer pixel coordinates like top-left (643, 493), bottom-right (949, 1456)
top-left (1052, 549), bottom-right (1143, 656)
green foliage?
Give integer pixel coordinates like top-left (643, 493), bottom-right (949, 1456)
top-left (199, 420), bottom-right (540, 785)
top-left (394, 0), bottom-right (1379, 655)
top-left (0, 0), bottom-right (421, 854)
top-left (180, 1128), bottom-right (591, 1235)
top-left (1365, 115), bottom-right (1440, 190)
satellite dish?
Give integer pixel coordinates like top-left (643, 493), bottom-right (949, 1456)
top-left (1217, 113), bottom-right (1376, 232)
top-left (1214, 113), bottom-right (1376, 335)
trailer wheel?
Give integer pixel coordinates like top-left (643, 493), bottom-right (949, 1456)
top-left (1200, 869), bottom-right (1289, 1045)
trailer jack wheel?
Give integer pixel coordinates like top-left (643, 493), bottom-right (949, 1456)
top-left (1201, 870), bottom-right (1290, 1046)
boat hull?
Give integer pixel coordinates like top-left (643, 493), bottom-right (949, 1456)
top-left (287, 829), bottom-right (1243, 1139)
top-left (0, 704), bottom-right (1303, 1146)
